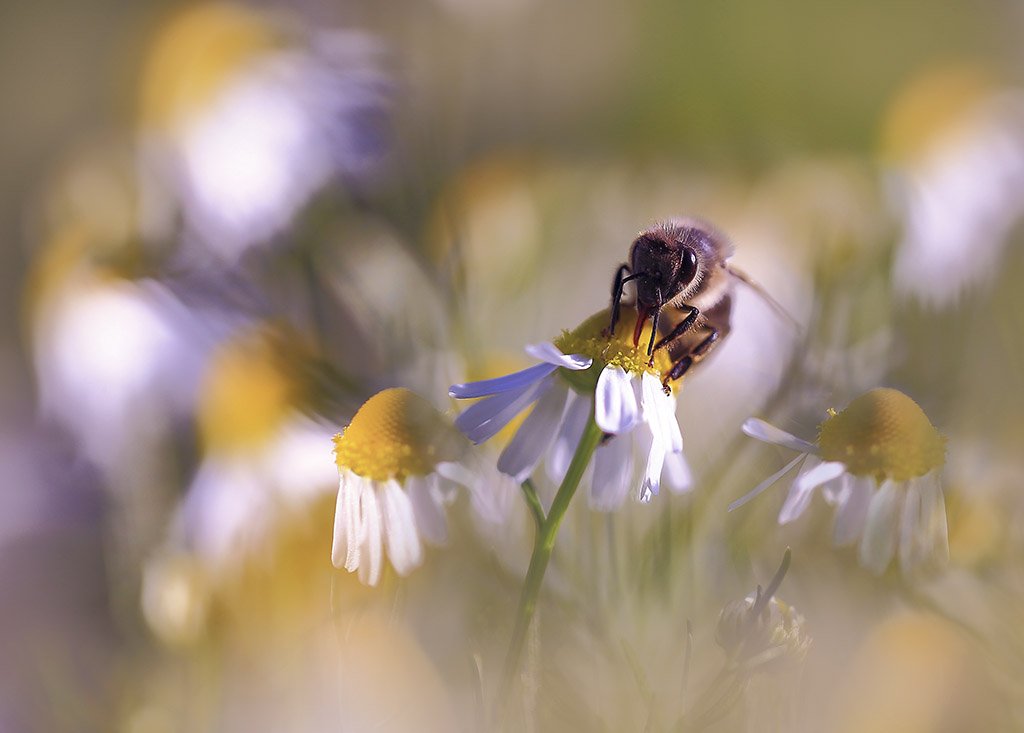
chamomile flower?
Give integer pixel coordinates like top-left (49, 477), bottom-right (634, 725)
top-left (332, 388), bottom-right (488, 586)
top-left (449, 308), bottom-right (691, 507)
top-left (732, 388), bottom-right (948, 574)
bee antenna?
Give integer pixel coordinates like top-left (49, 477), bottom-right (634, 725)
top-left (727, 265), bottom-right (802, 334)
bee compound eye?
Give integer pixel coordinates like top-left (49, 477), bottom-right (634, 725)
top-left (680, 248), bottom-right (698, 285)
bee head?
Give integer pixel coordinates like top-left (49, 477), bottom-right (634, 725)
top-left (629, 232), bottom-right (699, 309)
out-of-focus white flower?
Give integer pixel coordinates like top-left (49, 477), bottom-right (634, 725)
top-left (450, 309), bottom-right (692, 507)
top-left (32, 273), bottom-right (207, 472)
top-left (138, 4), bottom-right (390, 260)
top-left (175, 415), bottom-right (339, 573)
top-left (885, 72), bottom-right (1024, 307)
top-left (331, 388), bottom-right (508, 586)
top-left (732, 388), bottom-right (949, 575)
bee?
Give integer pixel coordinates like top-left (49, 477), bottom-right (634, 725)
top-left (607, 218), bottom-right (783, 391)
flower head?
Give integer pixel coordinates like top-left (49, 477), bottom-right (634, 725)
top-left (332, 388), bottom-right (474, 585)
top-left (733, 388), bottom-right (948, 574)
top-left (449, 308), bottom-right (691, 508)
top-left (716, 550), bottom-right (810, 671)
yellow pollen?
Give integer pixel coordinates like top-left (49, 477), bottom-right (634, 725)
top-left (817, 388), bottom-right (946, 481)
top-left (554, 308), bottom-right (675, 390)
top-left (333, 388), bottom-right (466, 482)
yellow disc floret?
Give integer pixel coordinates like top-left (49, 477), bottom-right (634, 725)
top-left (554, 308), bottom-right (675, 392)
top-left (817, 388), bottom-right (946, 481)
top-left (334, 388), bottom-right (466, 482)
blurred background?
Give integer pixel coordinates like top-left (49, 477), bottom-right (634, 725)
top-left (2, 0), bottom-right (1024, 731)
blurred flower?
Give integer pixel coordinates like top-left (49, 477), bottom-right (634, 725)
top-left (733, 388), bottom-right (948, 574)
top-left (137, 3), bottom-right (391, 260)
top-left (715, 551), bottom-right (809, 671)
top-left (882, 66), bottom-right (1024, 307)
top-left (450, 308), bottom-right (691, 507)
top-left (332, 388), bottom-right (505, 586)
top-left (31, 269), bottom-right (208, 473)
top-left (141, 553), bottom-right (210, 646)
top-left (169, 326), bottom-right (337, 574)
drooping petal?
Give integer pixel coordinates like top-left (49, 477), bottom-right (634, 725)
top-left (639, 424), bottom-right (666, 503)
top-left (728, 453), bottom-right (806, 512)
top-left (357, 481), bottom-right (383, 585)
top-left (524, 342), bottom-right (592, 370)
top-left (639, 373), bottom-right (678, 452)
top-left (589, 434), bottom-right (634, 511)
top-left (331, 471), bottom-right (361, 569)
top-left (832, 475), bottom-right (873, 547)
top-left (663, 450), bottom-right (694, 494)
top-left (898, 482), bottom-right (922, 573)
top-left (455, 376), bottom-right (549, 444)
top-left (595, 366), bottom-right (639, 435)
top-left (407, 474), bottom-right (447, 545)
top-left (742, 418), bottom-right (816, 453)
top-left (919, 472), bottom-right (950, 565)
top-left (900, 473), bottom-right (949, 572)
top-left (546, 393), bottom-right (591, 484)
top-left (498, 380), bottom-right (570, 481)
top-left (380, 480), bottom-right (423, 576)
top-left (448, 362), bottom-right (556, 399)
top-left (778, 459), bottom-right (847, 524)
top-left (859, 480), bottom-right (901, 574)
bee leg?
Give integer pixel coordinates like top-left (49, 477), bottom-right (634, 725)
top-left (606, 264), bottom-right (632, 336)
top-left (652, 306), bottom-right (700, 353)
top-left (661, 328), bottom-right (721, 392)
top-left (646, 305), bottom-right (662, 363)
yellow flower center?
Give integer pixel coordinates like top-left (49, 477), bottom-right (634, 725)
top-left (817, 388), bottom-right (946, 481)
top-left (554, 308), bottom-right (675, 393)
top-left (333, 388), bottom-right (466, 482)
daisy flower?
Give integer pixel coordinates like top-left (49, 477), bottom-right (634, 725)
top-left (731, 388), bottom-right (948, 574)
top-left (332, 387), bottom-right (488, 586)
top-left (449, 308), bottom-right (692, 508)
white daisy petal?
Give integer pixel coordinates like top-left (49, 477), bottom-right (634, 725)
top-left (742, 418), bottom-right (816, 453)
top-left (778, 460), bottom-right (846, 524)
top-left (832, 475), bottom-right (873, 547)
top-left (434, 460), bottom-right (474, 489)
top-left (498, 380), bottom-right (570, 481)
top-left (595, 366), bottom-right (639, 435)
top-left (859, 480), bottom-right (901, 574)
top-left (663, 450), bottom-right (694, 494)
top-left (455, 376), bottom-right (549, 444)
top-left (639, 373), bottom-right (668, 446)
top-left (448, 362), bottom-right (556, 399)
top-left (898, 483), bottom-right (922, 573)
top-left (407, 474), bottom-right (447, 545)
top-left (590, 434), bottom-right (634, 511)
top-left (331, 472), bottom-right (356, 568)
top-left (357, 482), bottom-right (383, 585)
top-left (919, 473), bottom-right (949, 565)
top-left (524, 342), bottom-right (592, 370)
top-left (657, 393), bottom-right (683, 454)
top-left (547, 393), bottom-right (591, 484)
top-left (639, 431), bottom-right (666, 503)
top-left (380, 480), bottom-right (422, 576)
top-left (728, 453), bottom-right (806, 512)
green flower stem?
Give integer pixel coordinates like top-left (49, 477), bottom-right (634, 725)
top-left (519, 478), bottom-right (546, 531)
top-left (497, 411), bottom-right (604, 720)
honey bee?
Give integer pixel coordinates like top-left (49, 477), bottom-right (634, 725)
top-left (608, 218), bottom-right (784, 391)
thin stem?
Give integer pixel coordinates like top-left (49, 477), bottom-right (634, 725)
top-left (519, 478), bottom-right (546, 531)
top-left (496, 412), bottom-right (604, 724)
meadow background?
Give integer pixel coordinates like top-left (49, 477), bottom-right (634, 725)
top-left (1, 0), bottom-right (1023, 730)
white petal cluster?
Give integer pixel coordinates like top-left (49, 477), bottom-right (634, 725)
top-left (732, 418), bottom-right (948, 574)
top-left (450, 342), bottom-right (691, 509)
